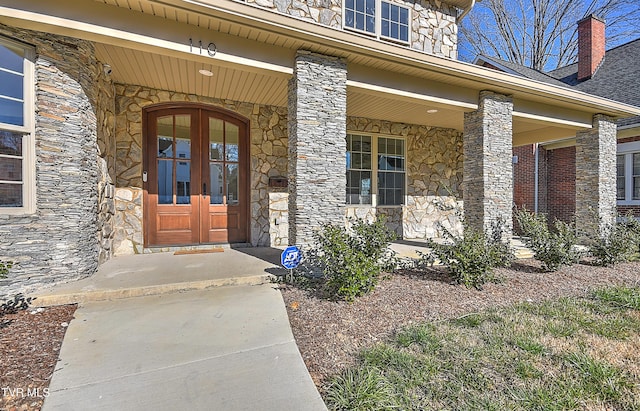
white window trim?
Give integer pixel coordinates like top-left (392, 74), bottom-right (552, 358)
top-left (342, 0), bottom-right (411, 45)
top-left (0, 36), bottom-right (36, 215)
top-left (617, 140), bottom-right (640, 206)
top-left (346, 132), bottom-right (407, 208)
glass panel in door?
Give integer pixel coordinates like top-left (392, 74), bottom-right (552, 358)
top-left (208, 118), bottom-right (241, 206)
top-left (156, 115), bottom-right (191, 205)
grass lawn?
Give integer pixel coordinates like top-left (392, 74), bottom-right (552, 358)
top-left (325, 286), bottom-right (640, 410)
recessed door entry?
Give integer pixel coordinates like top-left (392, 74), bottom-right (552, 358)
top-left (143, 105), bottom-right (249, 247)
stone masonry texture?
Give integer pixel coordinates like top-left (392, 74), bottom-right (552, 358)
top-left (113, 85), bottom-right (289, 253)
top-left (463, 91), bottom-right (514, 237)
top-left (288, 51), bottom-right (347, 245)
top-left (346, 116), bottom-right (464, 239)
top-left (108, 83), bottom-right (467, 252)
top-left (242, 0), bottom-right (458, 58)
top-left (0, 25), bottom-right (109, 299)
top-left (575, 114), bottom-right (617, 237)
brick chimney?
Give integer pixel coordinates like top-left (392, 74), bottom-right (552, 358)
top-left (577, 14), bottom-right (605, 81)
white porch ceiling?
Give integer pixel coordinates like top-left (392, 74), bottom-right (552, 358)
top-left (96, 41), bottom-right (584, 139)
top-left (96, 42), bottom-right (473, 130)
top-left (3, 0), bottom-right (632, 144)
top-left (95, 44), bottom-right (289, 106)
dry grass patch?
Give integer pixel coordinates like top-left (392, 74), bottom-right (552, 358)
top-left (324, 286), bottom-right (640, 410)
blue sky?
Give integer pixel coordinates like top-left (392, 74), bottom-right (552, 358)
top-left (457, 0), bottom-right (640, 69)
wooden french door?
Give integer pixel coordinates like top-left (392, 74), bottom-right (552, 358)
top-left (143, 104), bottom-right (249, 247)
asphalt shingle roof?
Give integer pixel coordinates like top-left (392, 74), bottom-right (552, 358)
top-left (477, 38), bottom-right (640, 127)
top-left (476, 55), bottom-right (570, 88)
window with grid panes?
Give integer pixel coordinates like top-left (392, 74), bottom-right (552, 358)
top-left (0, 37), bottom-right (33, 211)
top-left (346, 134), bottom-right (372, 205)
top-left (344, 0), bottom-right (410, 43)
top-left (377, 137), bottom-right (405, 205)
top-left (380, 2), bottom-right (409, 42)
top-left (634, 153), bottom-right (640, 200)
top-left (346, 134), bottom-right (405, 206)
top-left (616, 142), bottom-right (640, 205)
top-left (617, 154), bottom-right (625, 200)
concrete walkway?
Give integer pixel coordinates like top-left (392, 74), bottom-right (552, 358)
top-left (38, 248), bottom-right (327, 411)
top-left (37, 239), bottom-right (531, 410)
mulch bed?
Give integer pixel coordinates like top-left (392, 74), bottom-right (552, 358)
top-left (0, 304), bottom-right (76, 411)
top-left (2, 259), bottom-right (640, 409)
top-left (279, 259), bottom-right (640, 390)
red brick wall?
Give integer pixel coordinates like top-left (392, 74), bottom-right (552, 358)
top-left (513, 145), bottom-right (536, 211)
top-left (513, 145), bottom-right (548, 211)
top-left (513, 145), bottom-right (548, 231)
top-left (546, 146), bottom-right (576, 223)
top-left (578, 15), bottom-right (606, 81)
top-left (618, 136), bottom-right (640, 144)
top-left (514, 135), bottom-right (640, 224)
top-left (617, 205), bottom-right (640, 217)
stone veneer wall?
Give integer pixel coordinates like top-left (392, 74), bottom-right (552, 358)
top-left (345, 117), bottom-right (463, 239)
top-left (575, 114), bottom-right (617, 237)
top-left (96, 65), bottom-right (117, 264)
top-left (241, 0), bottom-right (458, 58)
top-left (345, 206), bottom-right (404, 237)
top-left (288, 51), bottom-right (348, 245)
top-left (0, 25), bottom-right (107, 297)
top-left (113, 85), bottom-right (289, 253)
top-left (463, 91), bottom-right (513, 237)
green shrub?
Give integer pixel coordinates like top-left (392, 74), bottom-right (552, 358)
top-left (310, 217), bottom-right (397, 302)
top-left (1, 293), bottom-right (33, 315)
top-left (588, 215), bottom-right (640, 266)
top-left (0, 260), bottom-right (12, 279)
top-left (425, 220), bottom-right (514, 290)
top-left (514, 209), bottom-right (581, 272)
top-left (1, 293), bottom-right (34, 329)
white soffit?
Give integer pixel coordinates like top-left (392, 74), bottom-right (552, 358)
top-left (2, 0), bottom-right (636, 139)
top-left (95, 44), bottom-right (288, 106)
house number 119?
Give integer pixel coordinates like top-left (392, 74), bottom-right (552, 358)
top-left (189, 38), bottom-right (217, 57)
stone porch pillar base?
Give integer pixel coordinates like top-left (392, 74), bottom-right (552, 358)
top-left (287, 51), bottom-right (347, 245)
top-left (463, 90), bottom-right (514, 238)
top-left (575, 114), bottom-right (617, 238)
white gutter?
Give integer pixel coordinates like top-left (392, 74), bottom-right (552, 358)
top-left (457, 0), bottom-right (476, 22)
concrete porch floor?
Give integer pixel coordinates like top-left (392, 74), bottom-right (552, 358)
top-left (34, 247), bottom-right (288, 306)
top-left (35, 238), bottom-right (532, 306)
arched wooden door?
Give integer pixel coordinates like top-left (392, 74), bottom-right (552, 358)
top-left (143, 104), bottom-right (249, 247)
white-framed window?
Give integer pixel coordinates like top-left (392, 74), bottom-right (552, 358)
top-left (344, 0), bottom-right (410, 43)
top-left (0, 36), bottom-right (35, 214)
top-left (617, 141), bottom-right (640, 205)
top-left (346, 133), bottom-right (405, 206)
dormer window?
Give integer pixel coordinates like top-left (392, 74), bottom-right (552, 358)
top-left (344, 0), bottom-right (410, 44)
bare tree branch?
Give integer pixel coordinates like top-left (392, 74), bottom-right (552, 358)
top-left (460, 0), bottom-right (640, 71)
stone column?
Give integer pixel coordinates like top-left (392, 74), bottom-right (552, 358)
top-left (463, 91), bottom-right (514, 237)
top-left (575, 114), bottom-right (617, 237)
top-left (288, 51), bottom-right (347, 245)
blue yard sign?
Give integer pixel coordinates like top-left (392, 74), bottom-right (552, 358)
top-left (281, 246), bottom-right (302, 269)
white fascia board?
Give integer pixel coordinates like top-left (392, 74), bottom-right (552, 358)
top-left (0, 1), bottom-right (294, 76)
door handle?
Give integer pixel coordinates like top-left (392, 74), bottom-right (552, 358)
top-left (203, 183), bottom-right (207, 196)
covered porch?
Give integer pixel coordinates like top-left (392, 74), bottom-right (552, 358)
top-left (1, 0), bottom-right (638, 292)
